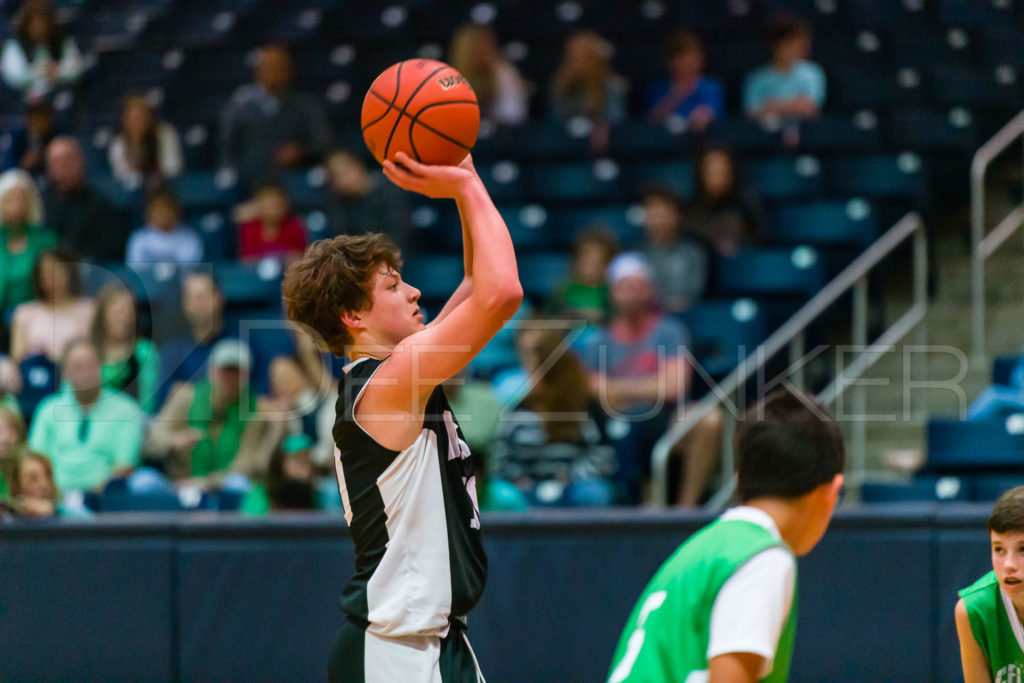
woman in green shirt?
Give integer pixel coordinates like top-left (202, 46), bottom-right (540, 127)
top-left (91, 283), bottom-right (161, 413)
top-left (957, 486), bottom-right (1024, 682)
top-left (0, 169), bottom-right (57, 314)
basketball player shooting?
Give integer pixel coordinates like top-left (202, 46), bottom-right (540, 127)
top-left (282, 151), bottom-right (521, 683)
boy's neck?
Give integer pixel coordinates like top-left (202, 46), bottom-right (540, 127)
top-left (741, 497), bottom-right (806, 551)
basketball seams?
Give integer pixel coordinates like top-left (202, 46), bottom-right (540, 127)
top-left (361, 61), bottom-right (405, 133)
top-left (382, 65), bottom-right (448, 161)
top-left (407, 100), bottom-right (478, 163)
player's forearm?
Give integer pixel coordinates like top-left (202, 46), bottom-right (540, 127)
top-left (455, 179), bottom-right (522, 312)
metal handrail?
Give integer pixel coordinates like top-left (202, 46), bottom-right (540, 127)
top-left (972, 108), bottom-right (1024, 361)
top-left (650, 213), bottom-right (928, 507)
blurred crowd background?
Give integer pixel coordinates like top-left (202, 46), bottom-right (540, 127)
top-left (0, 0), bottom-right (1018, 520)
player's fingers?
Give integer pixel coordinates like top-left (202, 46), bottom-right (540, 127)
top-left (394, 152), bottom-right (429, 176)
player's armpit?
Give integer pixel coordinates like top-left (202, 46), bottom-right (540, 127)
top-left (955, 599), bottom-right (994, 683)
top-left (707, 652), bottom-right (764, 683)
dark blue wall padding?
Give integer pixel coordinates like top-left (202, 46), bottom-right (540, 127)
top-left (0, 519), bottom-right (177, 681)
top-left (0, 505), bottom-right (1006, 682)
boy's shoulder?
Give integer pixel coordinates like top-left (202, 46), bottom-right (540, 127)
top-left (960, 570), bottom-right (999, 600)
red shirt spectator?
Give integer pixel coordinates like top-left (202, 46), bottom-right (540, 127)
top-left (237, 180), bottom-right (306, 261)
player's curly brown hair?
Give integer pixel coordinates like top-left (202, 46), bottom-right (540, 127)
top-left (282, 233), bottom-right (402, 356)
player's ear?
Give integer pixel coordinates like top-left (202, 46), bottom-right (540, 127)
top-left (340, 310), bottom-right (363, 330)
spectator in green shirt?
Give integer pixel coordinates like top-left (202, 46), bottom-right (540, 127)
top-left (28, 337), bottom-right (144, 492)
top-left (91, 283), bottom-right (161, 413)
top-left (145, 339), bottom-right (282, 487)
top-left (240, 433), bottom-right (320, 515)
top-left (0, 168), bottom-right (57, 314)
top-left (546, 228), bottom-right (618, 325)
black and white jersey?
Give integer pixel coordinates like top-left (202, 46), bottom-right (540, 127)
top-left (332, 357), bottom-right (487, 639)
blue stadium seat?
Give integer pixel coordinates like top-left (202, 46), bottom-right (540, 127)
top-left (627, 159), bottom-right (695, 198)
top-left (99, 478), bottom-right (183, 512)
top-left (241, 320), bottom-right (298, 396)
top-left (189, 211), bottom-right (234, 261)
top-left (888, 107), bottom-right (978, 152)
top-left (502, 122), bottom-right (591, 161)
top-left (498, 204), bottom-right (553, 253)
top-left (528, 161), bottom-right (625, 204)
top-left (17, 355), bottom-right (59, 424)
top-left (798, 114), bottom-right (883, 153)
top-left (680, 298), bottom-right (767, 378)
top-left (930, 66), bottom-right (1021, 109)
top-left (477, 161), bottom-right (526, 205)
top-left (828, 154), bottom-right (928, 203)
top-left (705, 119), bottom-right (784, 154)
top-left (927, 419), bottom-right (1024, 470)
top-left (773, 200), bottom-right (879, 248)
top-left (172, 171), bottom-right (238, 211)
top-left (606, 122), bottom-right (691, 159)
top-left (744, 158), bottom-right (824, 203)
top-left (81, 262), bottom-right (182, 306)
top-left (860, 476), bottom-right (971, 503)
top-left (518, 253), bottom-right (572, 304)
top-left (993, 355), bottom-right (1021, 386)
top-left (973, 475), bottom-right (1024, 502)
top-left (281, 170), bottom-right (326, 211)
top-left (401, 254), bottom-right (464, 308)
top-left (715, 246), bottom-right (827, 298)
top-left (215, 260), bottom-right (284, 307)
top-left (549, 205), bottom-right (644, 251)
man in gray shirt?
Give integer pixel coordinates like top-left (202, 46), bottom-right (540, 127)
top-left (219, 44), bottom-right (332, 189)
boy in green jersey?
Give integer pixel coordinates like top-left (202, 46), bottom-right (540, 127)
top-left (608, 391), bottom-right (845, 683)
top-left (956, 486), bottom-right (1024, 682)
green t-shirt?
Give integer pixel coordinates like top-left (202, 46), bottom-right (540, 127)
top-left (960, 570), bottom-right (1024, 679)
top-left (0, 225), bottom-right (58, 312)
top-left (608, 517), bottom-right (797, 683)
top-left (100, 339), bottom-right (161, 414)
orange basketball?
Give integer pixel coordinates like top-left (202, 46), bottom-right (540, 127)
top-left (361, 59), bottom-right (479, 167)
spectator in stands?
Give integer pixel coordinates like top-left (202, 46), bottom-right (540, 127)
top-left (219, 44), bottom-right (333, 189)
top-left (108, 92), bottom-right (184, 190)
top-left (549, 31), bottom-right (629, 153)
top-left (546, 228), bottom-right (618, 325)
top-left (1, 98), bottom-right (58, 179)
top-left (91, 284), bottom-right (161, 414)
top-left (493, 326), bottom-right (616, 506)
top-left (43, 137), bottom-right (127, 262)
top-left (967, 353), bottom-right (1024, 422)
top-left (29, 337), bottom-right (144, 493)
top-left (581, 253), bottom-right (722, 507)
top-left (449, 24), bottom-right (529, 128)
top-left (743, 17), bottom-right (825, 123)
top-left (689, 145), bottom-right (769, 256)
top-left (0, 406), bottom-right (27, 499)
top-left (646, 30), bottom-right (724, 132)
top-left (125, 185), bottom-right (202, 267)
top-left (10, 247), bottom-right (94, 362)
top-left (145, 339), bottom-right (283, 487)
top-left (0, 359), bottom-right (21, 414)
top-left (639, 188), bottom-right (708, 314)
top-left (237, 180), bottom-right (306, 263)
top-left (0, 169), bottom-right (56, 314)
top-left (323, 149), bottom-right (410, 252)
top-left (1, 0), bottom-right (82, 102)
top-left (156, 272), bottom-right (231, 408)
top-left (7, 451), bottom-right (62, 517)
top-left (239, 433), bottom-right (320, 514)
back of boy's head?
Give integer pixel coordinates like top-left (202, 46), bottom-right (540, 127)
top-left (989, 487), bottom-right (1024, 534)
top-left (735, 390), bottom-right (845, 502)
top-left (767, 16), bottom-right (811, 48)
top-left (146, 184), bottom-right (179, 213)
top-left (253, 178), bottom-right (288, 200)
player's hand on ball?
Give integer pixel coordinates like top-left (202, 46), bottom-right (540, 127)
top-left (382, 152), bottom-right (478, 200)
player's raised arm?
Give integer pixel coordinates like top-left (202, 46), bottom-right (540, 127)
top-left (374, 151), bottom-right (521, 399)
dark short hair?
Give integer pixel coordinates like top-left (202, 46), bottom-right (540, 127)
top-left (571, 227), bottom-right (619, 262)
top-left (989, 487), bottom-right (1024, 534)
top-left (31, 246), bottom-right (82, 301)
top-left (734, 390), bottom-right (845, 501)
top-left (282, 233), bottom-right (402, 355)
top-left (145, 184), bottom-right (180, 213)
top-left (767, 16), bottom-right (811, 48)
top-left (664, 30), bottom-right (703, 60)
top-left (641, 186), bottom-right (684, 212)
top-left (252, 178), bottom-right (289, 200)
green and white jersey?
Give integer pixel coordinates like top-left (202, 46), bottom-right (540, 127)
top-left (608, 507), bottom-right (797, 683)
top-left (960, 571), bottom-right (1024, 681)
